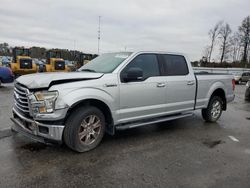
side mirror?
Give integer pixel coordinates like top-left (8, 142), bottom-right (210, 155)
top-left (123, 67), bottom-right (143, 82)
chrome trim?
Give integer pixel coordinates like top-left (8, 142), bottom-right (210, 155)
top-left (15, 82), bottom-right (28, 91)
top-left (14, 87), bottom-right (26, 96)
top-left (12, 107), bottom-right (65, 142)
top-left (116, 113), bottom-right (194, 130)
top-left (14, 93), bottom-right (28, 103)
top-left (15, 103), bottom-right (30, 113)
top-left (15, 102), bottom-right (29, 109)
top-left (14, 82), bottom-right (31, 116)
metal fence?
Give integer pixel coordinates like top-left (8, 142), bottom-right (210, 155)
top-left (193, 67), bottom-right (250, 74)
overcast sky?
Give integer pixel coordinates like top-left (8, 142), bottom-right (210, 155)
top-left (0, 0), bottom-right (249, 60)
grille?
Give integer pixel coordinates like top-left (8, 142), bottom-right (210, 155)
top-left (14, 82), bottom-right (30, 116)
top-left (55, 61), bottom-right (65, 70)
top-left (20, 59), bottom-right (32, 69)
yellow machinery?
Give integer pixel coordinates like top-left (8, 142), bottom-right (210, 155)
top-left (10, 47), bottom-right (37, 76)
top-left (44, 50), bottom-right (69, 72)
top-left (76, 53), bottom-right (98, 69)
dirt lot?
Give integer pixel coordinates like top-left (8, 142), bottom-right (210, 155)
top-left (0, 84), bottom-right (250, 188)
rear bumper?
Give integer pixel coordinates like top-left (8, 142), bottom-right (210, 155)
top-left (11, 107), bottom-right (64, 144)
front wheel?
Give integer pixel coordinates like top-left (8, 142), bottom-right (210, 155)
top-left (202, 96), bottom-right (223, 122)
top-left (63, 106), bottom-right (106, 152)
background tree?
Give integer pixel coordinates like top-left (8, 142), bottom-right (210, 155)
top-left (218, 23), bottom-right (232, 63)
top-left (238, 16), bottom-right (250, 62)
top-left (0, 43), bottom-right (11, 56)
top-left (230, 32), bottom-right (242, 62)
top-left (30, 47), bottom-right (46, 59)
top-left (207, 21), bottom-right (223, 62)
top-left (202, 45), bottom-right (210, 61)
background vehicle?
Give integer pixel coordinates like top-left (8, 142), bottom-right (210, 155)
top-left (10, 47), bottom-right (37, 77)
top-left (245, 81), bottom-right (250, 101)
top-left (232, 72), bottom-right (242, 84)
top-left (43, 50), bottom-right (69, 72)
top-left (0, 66), bottom-right (14, 86)
top-left (64, 60), bottom-right (77, 72)
top-left (233, 72), bottom-right (250, 84)
top-left (11, 51), bottom-right (235, 152)
top-left (76, 53), bottom-right (97, 69)
top-left (0, 56), bottom-right (11, 67)
top-left (240, 72), bottom-right (250, 83)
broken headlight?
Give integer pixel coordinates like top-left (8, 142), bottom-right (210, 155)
top-left (32, 91), bottom-right (58, 113)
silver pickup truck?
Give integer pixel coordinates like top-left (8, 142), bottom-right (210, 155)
top-left (11, 51), bottom-right (235, 152)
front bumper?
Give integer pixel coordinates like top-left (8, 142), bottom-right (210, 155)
top-left (11, 107), bottom-right (65, 143)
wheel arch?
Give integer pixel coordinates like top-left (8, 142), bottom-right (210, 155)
top-left (209, 88), bottom-right (227, 110)
top-left (65, 98), bottom-right (115, 135)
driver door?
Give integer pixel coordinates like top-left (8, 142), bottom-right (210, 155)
top-left (118, 54), bottom-right (167, 124)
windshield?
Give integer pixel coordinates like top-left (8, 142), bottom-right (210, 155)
top-left (79, 52), bottom-right (132, 73)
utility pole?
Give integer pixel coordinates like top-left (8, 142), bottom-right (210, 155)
top-left (73, 39), bottom-right (76, 61)
top-left (97, 16), bottom-right (101, 54)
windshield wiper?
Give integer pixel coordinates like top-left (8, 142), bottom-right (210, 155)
top-left (81, 69), bottom-right (96, 72)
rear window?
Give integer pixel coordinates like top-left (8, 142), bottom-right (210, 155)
top-left (243, 72), bottom-right (250, 76)
top-left (162, 54), bottom-right (189, 76)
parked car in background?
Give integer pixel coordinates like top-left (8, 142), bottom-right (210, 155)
top-left (245, 81), bottom-right (250, 101)
top-left (232, 72), bottom-right (242, 84)
top-left (241, 72), bottom-right (250, 82)
top-left (0, 66), bottom-right (14, 86)
top-left (240, 72), bottom-right (250, 83)
top-left (0, 56), bottom-right (11, 67)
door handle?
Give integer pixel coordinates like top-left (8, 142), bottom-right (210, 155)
top-left (157, 83), bottom-right (166, 87)
top-left (187, 81), bottom-right (195, 85)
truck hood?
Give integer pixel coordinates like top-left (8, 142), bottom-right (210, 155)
top-left (16, 72), bottom-right (104, 89)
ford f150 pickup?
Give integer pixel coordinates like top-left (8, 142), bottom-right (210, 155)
top-left (11, 51), bottom-right (235, 152)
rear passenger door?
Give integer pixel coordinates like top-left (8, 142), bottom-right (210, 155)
top-left (160, 54), bottom-right (196, 114)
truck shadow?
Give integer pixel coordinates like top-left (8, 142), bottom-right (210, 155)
top-left (15, 116), bottom-right (220, 154)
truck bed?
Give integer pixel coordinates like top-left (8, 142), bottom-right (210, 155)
top-left (194, 73), bottom-right (234, 109)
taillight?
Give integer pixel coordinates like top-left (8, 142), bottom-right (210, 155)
top-left (232, 79), bottom-right (235, 91)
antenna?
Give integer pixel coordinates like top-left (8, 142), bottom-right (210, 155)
top-left (97, 16), bottom-right (101, 54)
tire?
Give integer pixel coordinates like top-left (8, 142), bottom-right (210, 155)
top-left (202, 96), bottom-right (223, 123)
top-left (63, 106), bottom-right (106, 152)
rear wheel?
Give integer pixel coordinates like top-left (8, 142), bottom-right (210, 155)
top-left (63, 106), bottom-right (105, 152)
top-left (202, 96), bottom-right (223, 122)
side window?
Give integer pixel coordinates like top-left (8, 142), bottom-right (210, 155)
top-left (242, 73), bottom-right (246, 76)
top-left (122, 54), bottom-right (160, 80)
top-left (162, 54), bottom-right (189, 76)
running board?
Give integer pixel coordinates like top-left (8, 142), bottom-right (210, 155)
top-left (116, 113), bottom-right (194, 130)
